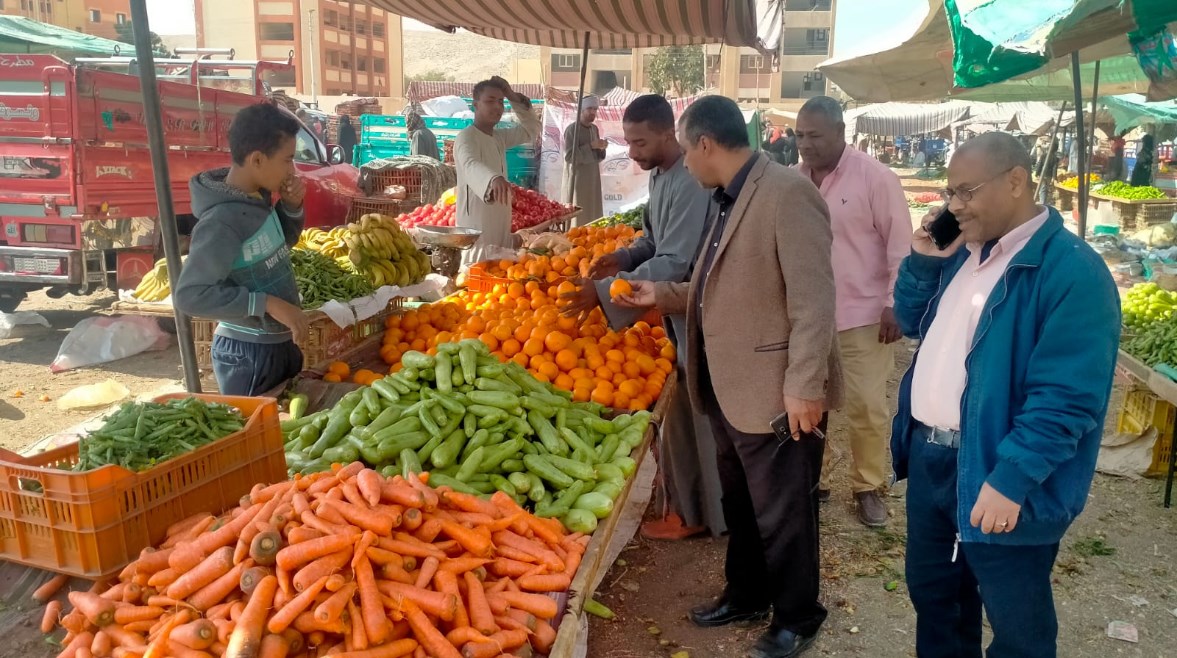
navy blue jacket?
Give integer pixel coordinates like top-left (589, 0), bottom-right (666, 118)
top-left (891, 209), bottom-right (1120, 545)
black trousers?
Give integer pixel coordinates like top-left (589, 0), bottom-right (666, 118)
top-left (701, 359), bottom-right (828, 637)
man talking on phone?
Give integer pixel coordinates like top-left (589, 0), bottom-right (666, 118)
top-left (617, 95), bottom-right (840, 658)
top-left (892, 132), bottom-right (1119, 657)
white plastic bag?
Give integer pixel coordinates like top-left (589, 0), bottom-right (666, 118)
top-left (50, 316), bottom-right (171, 373)
top-left (57, 380), bottom-right (131, 410)
top-left (0, 311), bottom-right (50, 339)
top-left (421, 95), bottom-right (469, 118)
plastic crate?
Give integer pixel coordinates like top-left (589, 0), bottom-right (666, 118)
top-left (465, 270), bottom-right (514, 293)
top-left (1117, 389), bottom-right (1176, 477)
top-left (193, 313), bottom-right (354, 371)
top-left (0, 394), bottom-right (285, 579)
top-left (346, 196), bottom-right (414, 223)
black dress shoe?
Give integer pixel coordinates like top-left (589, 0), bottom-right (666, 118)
top-left (748, 627), bottom-right (818, 658)
top-left (688, 596), bottom-right (771, 628)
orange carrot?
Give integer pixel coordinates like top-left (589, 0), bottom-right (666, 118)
top-left (225, 574), bottom-right (276, 658)
top-left (239, 567), bottom-right (272, 597)
top-left (268, 575), bottom-right (328, 634)
top-left (413, 557), bottom-right (439, 590)
top-left (299, 511), bottom-right (358, 537)
top-left (292, 611), bottom-right (345, 635)
top-left (57, 630), bottom-right (94, 658)
top-left (346, 599), bottom-right (368, 651)
top-left (332, 638), bottom-right (419, 658)
top-left (491, 532), bottom-right (562, 571)
top-left (461, 629), bottom-right (529, 658)
top-left (292, 550), bottom-right (350, 593)
top-left (353, 556), bottom-right (391, 645)
top-left (188, 561), bottom-right (249, 612)
top-left (163, 640), bottom-right (215, 658)
top-left (352, 531), bottom-right (378, 571)
top-left (321, 499), bottom-right (394, 537)
top-left (142, 610), bottom-right (186, 658)
top-left (110, 648), bottom-right (144, 658)
top-left (406, 474), bottom-right (439, 510)
top-left (340, 480), bottom-right (368, 508)
top-left (251, 481), bottom-right (293, 505)
top-left (182, 502), bottom-right (267, 564)
top-left (439, 557), bottom-right (490, 575)
top-left (276, 534), bottom-right (358, 572)
top-left (280, 628), bottom-right (304, 655)
top-left (531, 619), bottom-right (556, 654)
top-left (414, 519), bottom-right (443, 543)
top-left (69, 591), bottom-right (116, 627)
top-left (524, 517), bottom-right (564, 548)
top-left (41, 599), bottom-right (62, 633)
top-left (486, 592), bottom-right (558, 620)
top-left (250, 529), bottom-right (284, 567)
top-left (378, 559), bottom-right (415, 586)
top-left (167, 546), bottom-right (234, 600)
top-left (60, 610), bottom-right (87, 633)
top-left (462, 571), bottom-right (497, 636)
top-left (400, 508), bottom-right (423, 532)
top-left (286, 526), bottom-right (324, 544)
top-left (494, 614), bottom-right (530, 633)
top-left (113, 606), bottom-right (164, 625)
top-left (400, 599), bottom-right (461, 658)
top-left (445, 627), bottom-right (496, 646)
top-left (74, 646), bottom-right (93, 658)
top-left (313, 582), bottom-right (355, 623)
top-left (439, 522), bottom-right (493, 558)
top-left (441, 491), bottom-right (500, 518)
top-left (378, 582), bottom-right (458, 622)
top-left (90, 631), bottom-right (113, 656)
top-left (133, 547), bottom-right (175, 577)
top-left (291, 492), bottom-right (311, 517)
top-left (488, 559), bottom-right (533, 579)
top-left (256, 633), bottom-right (289, 658)
top-left (124, 620), bottom-right (156, 634)
top-left (516, 573), bottom-right (571, 593)
top-left (103, 624), bottom-right (148, 651)
top-left (431, 570), bottom-right (469, 629)
top-left (147, 568), bottom-right (180, 589)
top-left (170, 619), bottom-right (217, 650)
top-left (33, 573), bottom-right (70, 604)
top-left (376, 537), bottom-right (445, 561)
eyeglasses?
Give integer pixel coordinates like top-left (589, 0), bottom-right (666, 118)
top-left (940, 167), bottom-right (1015, 203)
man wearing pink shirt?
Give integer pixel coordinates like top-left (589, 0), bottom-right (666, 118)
top-left (796, 97), bottom-right (912, 527)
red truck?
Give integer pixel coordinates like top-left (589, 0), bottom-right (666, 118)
top-left (0, 53), bottom-right (360, 312)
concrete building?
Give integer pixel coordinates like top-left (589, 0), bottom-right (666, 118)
top-left (0, 0), bottom-right (131, 40)
top-left (192, 0), bottom-right (405, 101)
top-left (541, 0), bottom-right (835, 111)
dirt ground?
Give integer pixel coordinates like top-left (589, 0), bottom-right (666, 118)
top-left (0, 289), bottom-right (192, 452)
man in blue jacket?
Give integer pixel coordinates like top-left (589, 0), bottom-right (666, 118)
top-left (891, 132), bottom-right (1119, 658)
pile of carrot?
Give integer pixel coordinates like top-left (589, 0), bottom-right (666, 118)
top-left (43, 463), bottom-right (588, 658)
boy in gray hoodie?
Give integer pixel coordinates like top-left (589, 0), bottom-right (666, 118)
top-left (175, 102), bottom-right (310, 396)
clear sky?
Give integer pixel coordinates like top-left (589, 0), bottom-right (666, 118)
top-left (145, 0), bottom-right (928, 59)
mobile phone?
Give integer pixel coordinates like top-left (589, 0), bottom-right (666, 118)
top-left (925, 207), bottom-right (961, 250)
top-left (770, 412), bottom-right (825, 442)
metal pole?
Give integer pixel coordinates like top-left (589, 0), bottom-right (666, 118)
top-left (566, 31), bottom-right (590, 213)
top-left (308, 9), bottom-right (318, 105)
top-left (129, 0), bottom-right (202, 393)
top-left (1071, 52), bottom-right (1088, 241)
top-left (1036, 102), bottom-right (1067, 199)
top-left (1086, 60), bottom-right (1101, 188)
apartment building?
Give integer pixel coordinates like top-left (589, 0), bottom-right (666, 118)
top-left (542, 0), bottom-right (836, 110)
top-left (193, 0), bottom-right (404, 99)
top-left (0, 0), bottom-right (131, 40)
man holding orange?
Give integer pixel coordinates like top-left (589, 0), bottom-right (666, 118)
top-left (561, 94), bottom-right (722, 539)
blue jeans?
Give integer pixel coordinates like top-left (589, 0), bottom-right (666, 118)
top-left (211, 335), bottom-right (303, 396)
top-left (905, 428), bottom-right (1060, 658)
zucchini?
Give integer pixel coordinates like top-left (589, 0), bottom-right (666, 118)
top-left (371, 379), bottom-right (402, 404)
top-left (401, 351), bottom-right (435, 370)
top-left (545, 454), bottom-right (597, 482)
top-left (427, 472), bottom-right (480, 495)
top-left (435, 354), bottom-right (453, 394)
top-left (507, 471), bottom-right (532, 494)
top-left (308, 391), bottom-right (361, 458)
top-left (524, 454), bottom-right (575, 489)
top-left (459, 343), bottom-right (478, 386)
top-left (287, 394), bottom-right (309, 421)
top-left (430, 429), bottom-right (468, 469)
top-left (528, 411), bottom-right (567, 456)
top-left (399, 448), bottom-right (423, 476)
top-left (573, 491), bottom-right (615, 519)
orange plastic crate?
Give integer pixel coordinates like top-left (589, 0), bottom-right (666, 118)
top-left (0, 394), bottom-right (286, 579)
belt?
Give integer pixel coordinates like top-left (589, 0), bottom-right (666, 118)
top-left (913, 421), bottom-right (961, 449)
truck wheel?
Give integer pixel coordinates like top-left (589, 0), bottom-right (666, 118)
top-left (0, 291), bottom-right (26, 313)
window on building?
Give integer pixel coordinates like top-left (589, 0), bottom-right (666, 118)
top-left (88, 9), bottom-right (100, 22)
top-left (340, 56), bottom-right (351, 69)
top-left (553, 54), bottom-right (581, 70)
top-left (355, 21), bottom-right (367, 35)
top-left (115, 13), bottom-right (126, 24)
top-left (324, 10), bottom-right (337, 26)
top-left (268, 68), bottom-right (296, 88)
top-left (259, 22), bottom-right (295, 41)
top-left (373, 21), bottom-right (384, 37)
top-left (739, 55), bottom-right (765, 73)
top-left (327, 50), bottom-right (340, 67)
top-left (357, 57), bottom-right (367, 72)
top-left (705, 54), bottom-right (720, 70)
top-left (373, 58), bottom-right (385, 73)
top-left (806, 28), bottom-right (830, 53)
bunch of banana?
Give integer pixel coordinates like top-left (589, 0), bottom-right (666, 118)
top-left (343, 214), bottom-right (432, 288)
top-left (132, 258), bottom-right (172, 302)
top-left (296, 227), bottom-right (350, 259)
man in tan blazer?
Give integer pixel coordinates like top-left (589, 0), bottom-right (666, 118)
top-left (618, 95), bottom-right (841, 658)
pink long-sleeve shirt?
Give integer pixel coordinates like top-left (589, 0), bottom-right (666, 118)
top-left (799, 146), bottom-right (912, 332)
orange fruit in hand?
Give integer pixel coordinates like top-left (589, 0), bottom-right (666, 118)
top-left (608, 278), bottom-right (634, 300)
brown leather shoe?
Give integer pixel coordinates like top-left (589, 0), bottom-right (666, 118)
top-left (641, 513), bottom-right (706, 540)
top-left (854, 491), bottom-right (888, 527)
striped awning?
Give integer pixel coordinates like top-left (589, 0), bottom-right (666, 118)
top-left (546, 87), bottom-right (645, 107)
top-left (359, 0), bottom-right (781, 51)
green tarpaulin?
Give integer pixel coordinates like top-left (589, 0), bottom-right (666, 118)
top-left (1102, 93), bottom-right (1177, 130)
top-left (0, 15), bottom-right (133, 57)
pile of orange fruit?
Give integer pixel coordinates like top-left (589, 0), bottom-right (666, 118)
top-left (376, 283), bottom-right (674, 411)
top-left (323, 360), bottom-right (386, 385)
top-left (469, 225), bottom-right (640, 284)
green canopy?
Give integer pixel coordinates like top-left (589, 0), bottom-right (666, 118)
top-left (1102, 93), bottom-right (1177, 130)
top-left (946, 0), bottom-right (1177, 89)
top-left (0, 15), bottom-right (133, 57)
